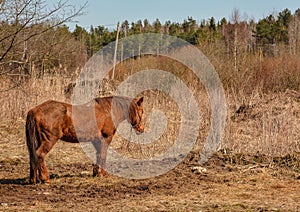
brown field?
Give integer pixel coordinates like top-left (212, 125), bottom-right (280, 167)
top-left (0, 121), bottom-right (299, 211)
top-left (0, 55), bottom-right (300, 211)
top-left (0, 91), bottom-right (300, 211)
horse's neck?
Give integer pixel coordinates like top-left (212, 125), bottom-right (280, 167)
top-left (111, 99), bottom-right (130, 126)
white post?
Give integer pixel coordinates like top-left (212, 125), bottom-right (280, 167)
top-left (112, 22), bottom-right (120, 79)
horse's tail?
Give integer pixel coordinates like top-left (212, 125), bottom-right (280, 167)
top-left (26, 110), bottom-right (39, 183)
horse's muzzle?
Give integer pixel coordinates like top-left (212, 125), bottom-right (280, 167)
top-left (134, 124), bottom-right (144, 134)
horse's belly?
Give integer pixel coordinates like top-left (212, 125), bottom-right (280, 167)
top-left (61, 132), bottom-right (100, 143)
top-left (60, 135), bottom-right (79, 143)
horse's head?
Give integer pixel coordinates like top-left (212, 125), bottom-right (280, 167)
top-left (129, 97), bottom-right (144, 134)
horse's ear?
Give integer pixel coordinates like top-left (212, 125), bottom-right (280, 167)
top-left (136, 97), bottom-right (143, 106)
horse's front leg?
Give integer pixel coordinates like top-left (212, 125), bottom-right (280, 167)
top-left (92, 138), bottom-right (110, 177)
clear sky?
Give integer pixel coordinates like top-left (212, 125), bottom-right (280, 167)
top-left (58, 0), bottom-right (300, 31)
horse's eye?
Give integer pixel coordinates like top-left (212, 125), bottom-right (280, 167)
top-left (132, 121), bottom-right (137, 127)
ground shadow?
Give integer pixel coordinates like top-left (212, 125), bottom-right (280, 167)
top-left (0, 172), bottom-right (91, 185)
top-left (0, 177), bottom-right (28, 185)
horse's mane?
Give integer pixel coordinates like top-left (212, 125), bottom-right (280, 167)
top-left (94, 96), bottom-right (133, 117)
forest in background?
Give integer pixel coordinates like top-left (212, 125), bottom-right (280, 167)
top-left (0, 0), bottom-right (300, 90)
top-left (0, 0), bottom-right (300, 94)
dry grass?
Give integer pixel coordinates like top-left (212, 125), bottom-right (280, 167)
top-left (0, 75), bottom-right (74, 121)
top-left (0, 54), bottom-right (299, 158)
top-left (225, 89), bottom-right (300, 156)
top-left (0, 70), bottom-right (299, 211)
top-left (1, 34), bottom-right (300, 212)
top-left (111, 90), bottom-right (182, 159)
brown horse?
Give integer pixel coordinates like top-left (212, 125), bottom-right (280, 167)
top-left (26, 96), bottom-right (144, 184)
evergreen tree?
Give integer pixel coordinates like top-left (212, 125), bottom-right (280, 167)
top-left (256, 15), bottom-right (275, 45)
top-left (168, 22), bottom-right (181, 36)
top-left (153, 18), bottom-right (162, 33)
top-left (209, 17), bottom-right (216, 31)
top-left (275, 8), bottom-right (292, 43)
top-left (143, 19), bottom-right (151, 32)
top-left (121, 20), bottom-right (129, 37)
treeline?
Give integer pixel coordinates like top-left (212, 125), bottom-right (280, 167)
top-left (73, 8), bottom-right (300, 57)
top-left (0, 1), bottom-right (300, 92)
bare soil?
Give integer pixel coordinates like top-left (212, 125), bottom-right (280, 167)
top-left (0, 90), bottom-right (300, 211)
top-left (0, 122), bottom-right (299, 212)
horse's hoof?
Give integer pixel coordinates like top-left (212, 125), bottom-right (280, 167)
top-left (99, 169), bottom-right (109, 178)
top-left (93, 172), bottom-right (109, 177)
top-left (93, 166), bottom-right (109, 178)
top-left (29, 179), bottom-right (37, 185)
top-left (39, 179), bottom-right (50, 184)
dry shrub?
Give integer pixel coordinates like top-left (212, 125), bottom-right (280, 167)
top-left (111, 90), bottom-right (182, 159)
top-left (0, 74), bottom-right (73, 121)
top-left (257, 54), bottom-right (300, 92)
top-left (0, 52), bottom-right (299, 159)
top-left (104, 56), bottom-right (211, 159)
top-left (203, 43), bottom-right (300, 94)
top-left (224, 89), bottom-right (300, 156)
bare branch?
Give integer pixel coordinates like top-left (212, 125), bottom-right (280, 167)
top-left (0, 0), bottom-right (87, 66)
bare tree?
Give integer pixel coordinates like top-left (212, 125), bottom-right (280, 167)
top-left (231, 8), bottom-right (240, 71)
top-left (288, 10), bottom-right (300, 55)
top-left (230, 8), bottom-right (241, 24)
top-left (0, 0), bottom-right (87, 74)
top-left (223, 9), bottom-right (252, 71)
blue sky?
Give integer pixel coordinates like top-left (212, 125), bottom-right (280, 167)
top-left (59, 0), bottom-right (300, 31)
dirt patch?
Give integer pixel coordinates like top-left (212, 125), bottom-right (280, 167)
top-left (1, 146), bottom-right (299, 211)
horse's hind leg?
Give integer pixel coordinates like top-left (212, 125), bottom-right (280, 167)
top-left (36, 138), bottom-right (58, 183)
top-left (92, 139), bottom-right (109, 177)
top-left (29, 161), bottom-right (38, 184)
top-left (36, 153), bottom-right (50, 183)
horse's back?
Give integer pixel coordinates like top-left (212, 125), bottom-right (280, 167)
top-left (28, 100), bottom-right (69, 122)
top-left (27, 100), bottom-right (72, 138)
